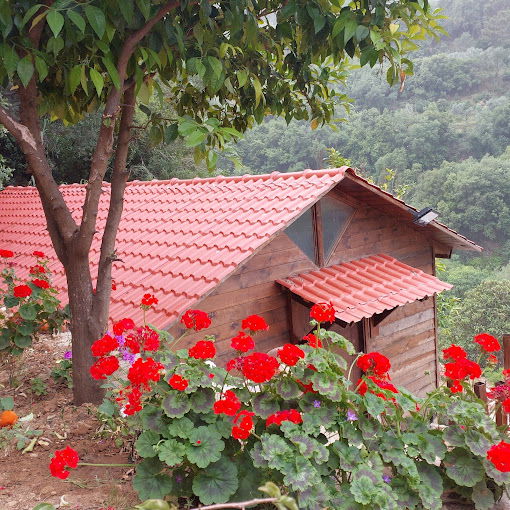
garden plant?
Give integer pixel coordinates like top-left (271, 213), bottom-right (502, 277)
top-left (45, 299), bottom-right (510, 509)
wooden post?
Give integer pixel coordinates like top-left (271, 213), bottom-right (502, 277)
top-left (474, 381), bottom-right (488, 409)
top-left (503, 334), bottom-right (510, 371)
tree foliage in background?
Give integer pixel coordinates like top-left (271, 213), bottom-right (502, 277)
top-left (0, 0), bottom-right (441, 404)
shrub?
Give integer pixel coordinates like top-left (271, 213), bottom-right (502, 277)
top-left (76, 301), bottom-right (510, 509)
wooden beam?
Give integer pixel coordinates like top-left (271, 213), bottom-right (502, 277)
top-left (314, 203), bottom-right (325, 267)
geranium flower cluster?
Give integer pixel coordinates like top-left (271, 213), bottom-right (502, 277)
top-left (49, 446), bottom-right (79, 479)
top-left (310, 302), bottom-right (335, 323)
top-left (487, 441), bottom-right (510, 472)
top-left (442, 339), bottom-right (485, 393)
top-left (266, 409), bottom-right (302, 427)
top-left (356, 351), bottom-right (398, 400)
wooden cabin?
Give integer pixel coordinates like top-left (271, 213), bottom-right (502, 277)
top-left (0, 167), bottom-right (481, 394)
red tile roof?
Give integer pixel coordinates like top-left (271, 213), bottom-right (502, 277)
top-left (0, 169), bottom-right (346, 326)
top-left (276, 254), bottom-right (452, 323)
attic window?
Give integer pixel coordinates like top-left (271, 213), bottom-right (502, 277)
top-left (285, 195), bottom-right (354, 266)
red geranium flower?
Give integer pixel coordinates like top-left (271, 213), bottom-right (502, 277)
top-left (303, 333), bottom-right (322, 348)
top-left (502, 398), bottom-right (510, 413)
top-left (13, 284), bottom-right (32, 298)
top-left (474, 333), bottom-right (501, 353)
top-left (91, 334), bottom-right (118, 357)
top-left (241, 352), bottom-right (279, 383)
top-left (213, 390), bottom-right (241, 416)
top-left (181, 309), bottom-right (211, 331)
top-left (0, 249), bottom-right (14, 258)
top-left (450, 380), bottom-right (463, 393)
top-left (231, 331), bottom-right (255, 352)
top-left (32, 279), bottom-right (50, 289)
top-left (127, 357), bottom-right (163, 388)
top-left (278, 343), bottom-right (305, 366)
top-left (310, 302), bottom-right (335, 323)
top-left (296, 379), bottom-right (316, 393)
top-left (113, 318), bottom-right (135, 336)
top-left (140, 293), bottom-right (158, 307)
top-left (487, 441), bottom-right (510, 472)
top-left (241, 314), bottom-right (269, 332)
top-left (442, 344), bottom-right (467, 361)
top-left (232, 410), bottom-right (254, 440)
top-left (445, 358), bottom-right (481, 380)
top-left (169, 374), bottom-right (189, 391)
top-left (90, 356), bottom-right (119, 380)
top-left (356, 352), bottom-right (391, 377)
top-left (188, 340), bottom-right (216, 359)
top-left (266, 409), bottom-right (302, 427)
top-left (49, 446), bottom-right (79, 479)
top-left (33, 251), bottom-right (45, 258)
top-left (357, 376), bottom-right (399, 400)
top-left (488, 354), bottom-right (499, 364)
top-left (29, 265), bottom-right (45, 275)
top-left (121, 386), bottom-right (143, 415)
top-left (226, 356), bottom-right (244, 372)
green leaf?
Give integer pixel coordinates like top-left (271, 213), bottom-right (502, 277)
top-left (16, 321), bottom-right (35, 337)
top-left (135, 501), bottom-right (171, 510)
top-left (17, 56), bottom-right (34, 88)
top-left (133, 458), bottom-right (173, 501)
top-left (236, 69), bottom-right (248, 88)
top-left (252, 392), bottom-right (280, 418)
top-left (34, 56), bottom-right (48, 81)
top-left (310, 371), bottom-right (342, 401)
top-left (46, 9), bottom-right (64, 37)
top-left (98, 398), bottom-right (116, 417)
top-left (68, 65), bottom-right (82, 94)
top-left (162, 391), bottom-right (191, 419)
top-left (157, 438), bottom-right (186, 467)
top-left (331, 440), bottom-right (363, 471)
top-left (84, 5), bottom-right (106, 39)
top-left (252, 76), bottom-right (263, 108)
top-left (89, 68), bottom-right (104, 97)
top-left (417, 463), bottom-right (443, 510)
top-left (135, 430), bottom-right (160, 458)
top-left (14, 335), bottom-right (32, 350)
top-left (445, 449), bottom-right (484, 487)
top-left (471, 480), bottom-right (495, 510)
top-left (206, 56), bottom-right (223, 79)
top-left (464, 429), bottom-right (491, 457)
top-left (19, 303), bottom-right (37, 321)
top-left (136, 0), bottom-right (151, 20)
top-left (102, 57), bottom-right (121, 90)
top-left (1, 44), bottom-right (19, 77)
top-left (0, 396), bottom-right (14, 410)
top-left (192, 458), bottom-right (238, 505)
top-left (189, 388), bottom-right (215, 413)
top-left (185, 129), bottom-right (208, 148)
top-left (344, 19), bottom-right (358, 44)
top-left (443, 425), bottom-right (465, 447)
top-left (282, 455), bottom-right (319, 491)
top-left (22, 4), bottom-right (44, 28)
top-left (356, 25), bottom-right (369, 41)
top-left (363, 391), bottom-right (386, 417)
top-left (417, 432), bottom-right (446, 464)
top-left (67, 10), bottom-right (85, 33)
top-left (275, 378), bottom-right (301, 399)
top-left (164, 124), bottom-right (179, 143)
top-left (32, 504), bottom-right (56, 510)
top-left (165, 417), bottom-right (194, 439)
top-left (186, 426), bottom-right (224, 469)
top-left (118, 0), bottom-right (134, 24)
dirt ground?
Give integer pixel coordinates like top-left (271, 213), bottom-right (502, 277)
top-left (1, 334), bottom-right (509, 510)
top-left (0, 334), bottom-right (140, 510)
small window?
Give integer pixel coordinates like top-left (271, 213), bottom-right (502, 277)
top-left (285, 207), bottom-right (316, 261)
top-left (321, 196), bottom-right (353, 260)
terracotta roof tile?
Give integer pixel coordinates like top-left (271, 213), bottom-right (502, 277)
top-left (276, 254), bottom-right (452, 323)
top-left (0, 169), bottom-right (345, 327)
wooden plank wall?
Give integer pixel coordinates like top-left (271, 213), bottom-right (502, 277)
top-left (168, 186), bottom-right (439, 393)
top-left (167, 233), bottom-right (318, 362)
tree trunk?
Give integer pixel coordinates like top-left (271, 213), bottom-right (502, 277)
top-left (65, 252), bottom-right (106, 405)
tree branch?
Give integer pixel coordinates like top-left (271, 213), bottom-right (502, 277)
top-left (78, 0), bottom-right (181, 255)
top-left (91, 84), bottom-right (136, 325)
top-left (190, 497), bottom-right (278, 509)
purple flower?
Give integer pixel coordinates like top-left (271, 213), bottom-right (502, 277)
top-left (346, 410), bottom-right (358, 421)
top-left (383, 475), bottom-right (392, 484)
top-left (122, 350), bottom-right (136, 364)
top-left (63, 351), bottom-right (72, 360)
top-left (175, 474), bottom-right (183, 484)
top-left (312, 400), bottom-right (321, 408)
top-left (115, 334), bottom-right (125, 347)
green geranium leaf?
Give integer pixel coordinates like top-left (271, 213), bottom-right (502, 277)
top-left (192, 458), bottom-right (238, 505)
top-left (14, 335), bottom-right (32, 348)
top-left (162, 391), bottom-right (191, 418)
top-left (0, 396), bottom-right (14, 410)
top-left (250, 442), bottom-right (269, 468)
top-left (135, 430), bottom-right (160, 458)
top-left (417, 462), bottom-right (443, 510)
top-left (32, 505), bottom-right (56, 510)
top-left (331, 441), bottom-right (364, 471)
top-left (141, 408), bottom-right (166, 434)
top-left (323, 330), bottom-right (356, 355)
top-left (186, 426), bottom-right (224, 468)
top-left (443, 425), bottom-right (466, 447)
top-left (133, 458), bottom-right (173, 501)
top-left (190, 387), bottom-right (215, 413)
top-left (445, 449), bottom-right (484, 487)
top-left (19, 303), bottom-right (37, 320)
top-left (350, 474), bottom-right (380, 505)
top-left (16, 321), bottom-right (35, 336)
top-left (4, 295), bottom-right (19, 308)
top-left (363, 391), bottom-right (386, 418)
top-left (300, 403), bottom-right (336, 436)
top-left (281, 424), bottom-right (329, 463)
top-left (310, 371), bottom-right (342, 401)
top-left (417, 432), bottom-right (446, 464)
top-left (275, 378), bottom-right (301, 399)
top-left (252, 392), bottom-right (280, 418)
top-left (166, 417), bottom-right (194, 439)
top-left (282, 455), bottom-right (319, 491)
top-left (98, 398), bottom-right (116, 417)
top-left (482, 458), bottom-right (510, 484)
top-left (471, 480), bottom-right (495, 510)
top-left (260, 433), bottom-right (293, 470)
top-left (232, 455), bottom-right (264, 502)
top-left (157, 438), bottom-right (186, 467)
top-left (464, 430), bottom-right (491, 457)
top-left (213, 418), bottom-right (233, 439)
